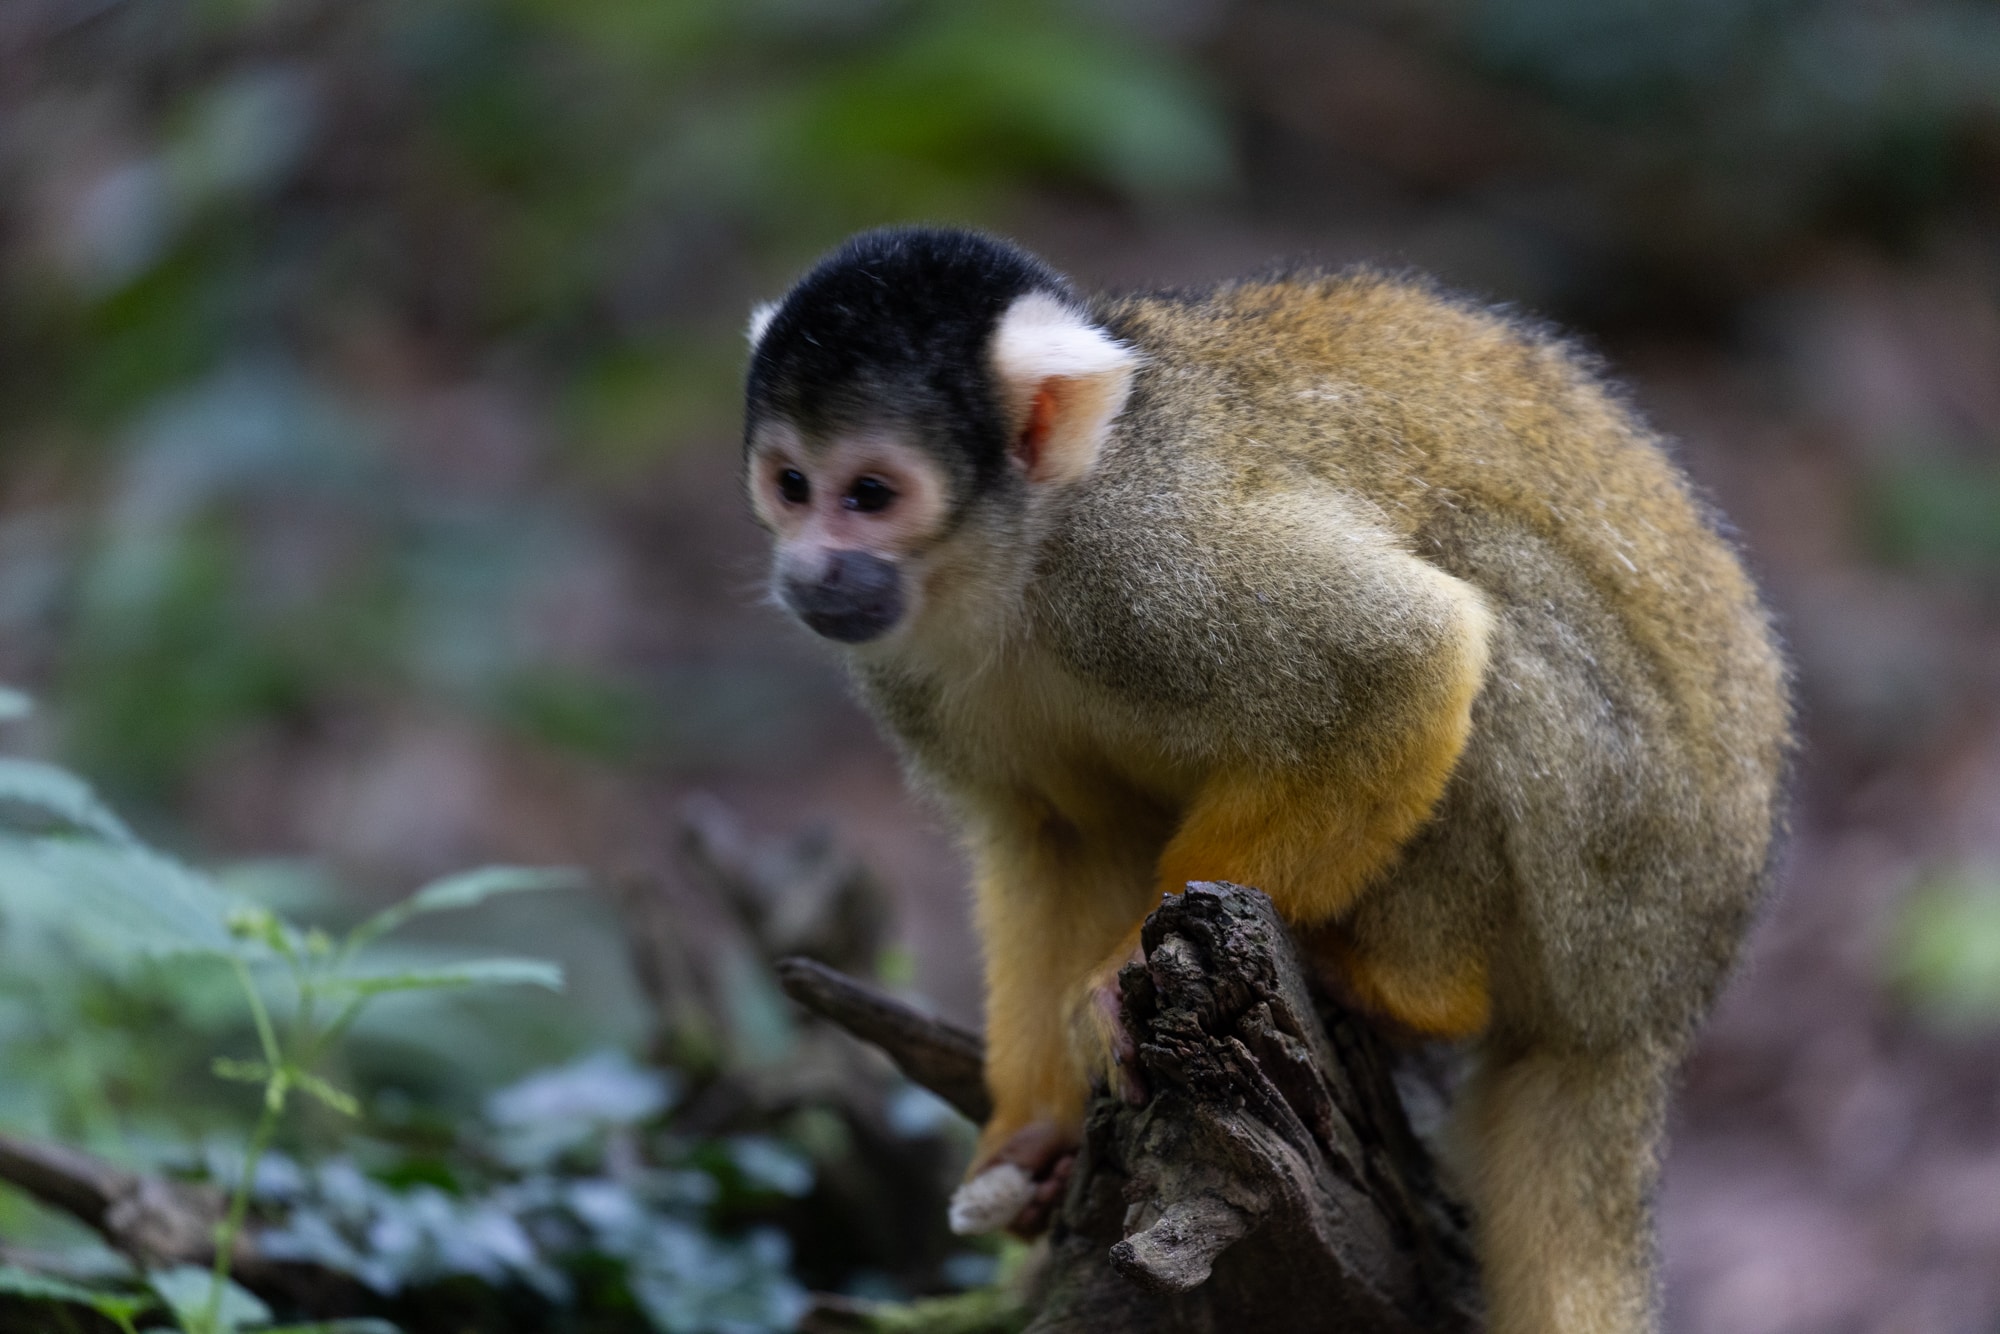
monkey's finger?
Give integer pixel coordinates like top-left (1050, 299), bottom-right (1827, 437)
top-left (1007, 1152), bottom-right (1077, 1238)
top-left (988, 1117), bottom-right (1076, 1176)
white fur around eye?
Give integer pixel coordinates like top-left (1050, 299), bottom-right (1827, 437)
top-left (990, 290), bottom-right (1139, 487)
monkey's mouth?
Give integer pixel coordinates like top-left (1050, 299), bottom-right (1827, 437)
top-left (781, 550), bottom-right (905, 644)
top-left (797, 601), bottom-right (901, 643)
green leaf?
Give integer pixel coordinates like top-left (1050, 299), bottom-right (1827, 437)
top-left (292, 1070), bottom-right (361, 1117)
top-left (0, 1265), bottom-right (107, 1304)
top-left (0, 687), bottom-right (31, 721)
top-left (211, 1056), bottom-right (272, 1084)
top-left (815, 1287), bottom-right (1030, 1334)
top-left (0, 758), bottom-right (136, 843)
top-left (322, 956), bottom-right (565, 996)
top-left (148, 1265), bottom-right (270, 1332)
top-left (0, 836), bottom-right (242, 958)
top-left (405, 865), bottom-right (588, 914)
top-left (225, 905), bottom-right (302, 958)
top-left (260, 1323), bottom-right (403, 1334)
top-left (345, 866), bottom-right (586, 951)
top-left (0, 1265), bottom-right (152, 1321)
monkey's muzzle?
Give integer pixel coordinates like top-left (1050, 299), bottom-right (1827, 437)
top-left (781, 548), bottom-right (904, 643)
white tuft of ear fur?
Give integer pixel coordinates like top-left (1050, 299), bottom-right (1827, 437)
top-left (992, 291), bottom-right (1133, 384)
top-left (746, 301), bottom-right (780, 348)
top-left (990, 290), bottom-right (1138, 486)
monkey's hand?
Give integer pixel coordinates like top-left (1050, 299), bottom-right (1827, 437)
top-left (950, 1119), bottom-right (1077, 1237)
top-left (954, 930), bottom-right (1149, 1238)
top-left (947, 935), bottom-right (1147, 1236)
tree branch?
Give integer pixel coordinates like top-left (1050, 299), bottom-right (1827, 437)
top-left (774, 956), bottom-right (992, 1124)
top-left (0, 1131), bottom-right (221, 1266)
top-left (0, 1130), bottom-right (370, 1313)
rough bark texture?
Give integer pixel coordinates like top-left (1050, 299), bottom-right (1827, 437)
top-left (1030, 883), bottom-right (1480, 1333)
top-left (783, 881), bottom-right (1483, 1334)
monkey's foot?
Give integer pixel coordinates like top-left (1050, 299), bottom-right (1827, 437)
top-left (951, 1120), bottom-right (1078, 1237)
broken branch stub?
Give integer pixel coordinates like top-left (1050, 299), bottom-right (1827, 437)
top-left (774, 955), bottom-right (992, 1124)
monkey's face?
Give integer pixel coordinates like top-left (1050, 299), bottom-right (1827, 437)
top-left (742, 229), bottom-right (1141, 650)
top-left (746, 422), bottom-right (952, 645)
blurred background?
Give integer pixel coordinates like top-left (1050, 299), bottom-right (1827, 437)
top-left (2, 0), bottom-right (2000, 1329)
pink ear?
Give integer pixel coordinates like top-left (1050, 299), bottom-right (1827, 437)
top-left (1014, 382), bottom-right (1057, 477)
top-left (990, 292), bottom-right (1139, 486)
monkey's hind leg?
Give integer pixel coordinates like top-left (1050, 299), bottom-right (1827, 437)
top-left (1457, 1042), bottom-right (1672, 1334)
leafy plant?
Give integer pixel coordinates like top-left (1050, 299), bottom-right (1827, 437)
top-left (244, 1052), bottom-right (810, 1333)
top-left (0, 693), bottom-right (577, 1333)
top-left (187, 870), bottom-right (572, 1334)
top-left (0, 693), bottom-right (820, 1333)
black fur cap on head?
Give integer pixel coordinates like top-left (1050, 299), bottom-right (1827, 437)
top-left (745, 227), bottom-right (1074, 492)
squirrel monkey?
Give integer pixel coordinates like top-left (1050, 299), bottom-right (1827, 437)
top-left (741, 228), bottom-right (1789, 1334)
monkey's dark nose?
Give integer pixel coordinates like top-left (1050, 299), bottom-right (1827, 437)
top-left (781, 549), bottom-right (905, 643)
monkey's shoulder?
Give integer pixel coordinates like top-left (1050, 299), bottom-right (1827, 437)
top-left (1103, 266), bottom-right (1576, 401)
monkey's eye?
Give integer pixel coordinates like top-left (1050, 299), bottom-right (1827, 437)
top-left (776, 469), bottom-right (811, 505)
top-left (845, 476), bottom-right (896, 513)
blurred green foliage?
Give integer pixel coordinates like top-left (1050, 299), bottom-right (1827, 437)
top-left (0, 0), bottom-right (1231, 806)
top-left (1889, 866), bottom-right (2000, 1027)
top-left (1865, 461), bottom-right (2000, 576)
top-left (0, 719), bottom-right (570, 1113)
top-left (1444, 0), bottom-right (2000, 243)
top-left (232, 1056), bottom-right (813, 1333)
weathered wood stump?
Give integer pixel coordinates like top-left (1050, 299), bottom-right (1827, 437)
top-left (781, 882), bottom-right (1483, 1334)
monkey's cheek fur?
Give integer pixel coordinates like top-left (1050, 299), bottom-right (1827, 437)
top-left (948, 1163), bottom-right (1036, 1236)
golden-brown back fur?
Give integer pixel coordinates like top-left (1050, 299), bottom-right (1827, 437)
top-left (1100, 269), bottom-right (1785, 808)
